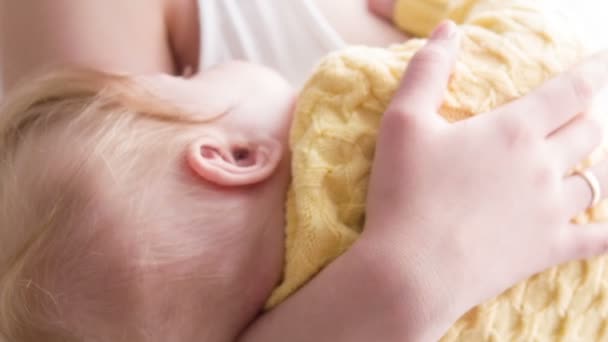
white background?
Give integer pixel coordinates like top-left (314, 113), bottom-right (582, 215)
top-left (552, 0), bottom-right (608, 53)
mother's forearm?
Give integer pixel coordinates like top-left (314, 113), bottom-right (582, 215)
top-left (237, 235), bottom-right (454, 342)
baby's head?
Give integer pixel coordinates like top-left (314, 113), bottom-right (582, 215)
top-left (0, 62), bottom-right (295, 341)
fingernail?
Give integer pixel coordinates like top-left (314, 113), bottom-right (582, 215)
top-left (431, 21), bottom-right (456, 40)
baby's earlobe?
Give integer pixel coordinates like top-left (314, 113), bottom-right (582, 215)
top-left (186, 136), bottom-right (283, 187)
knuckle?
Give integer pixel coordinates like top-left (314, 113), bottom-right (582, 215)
top-left (568, 71), bottom-right (595, 108)
top-left (413, 45), bottom-right (448, 65)
top-left (384, 108), bottom-right (426, 134)
top-left (500, 118), bottom-right (535, 149)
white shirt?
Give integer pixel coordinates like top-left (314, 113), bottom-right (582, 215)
top-left (197, 0), bottom-right (345, 85)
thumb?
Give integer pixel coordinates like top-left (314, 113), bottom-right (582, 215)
top-left (387, 21), bottom-right (461, 128)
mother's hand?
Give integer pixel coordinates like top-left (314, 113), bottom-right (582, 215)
top-left (363, 21), bottom-right (608, 341)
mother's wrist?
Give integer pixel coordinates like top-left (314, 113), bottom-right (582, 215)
top-left (354, 231), bottom-right (461, 341)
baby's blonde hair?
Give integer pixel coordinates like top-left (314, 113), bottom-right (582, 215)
top-left (0, 69), bottom-right (219, 341)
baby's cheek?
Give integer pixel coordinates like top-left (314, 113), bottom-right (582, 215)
top-left (170, 212), bottom-right (285, 313)
top-left (230, 218), bottom-right (286, 310)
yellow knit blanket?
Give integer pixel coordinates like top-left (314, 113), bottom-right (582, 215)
top-left (269, 0), bottom-right (608, 340)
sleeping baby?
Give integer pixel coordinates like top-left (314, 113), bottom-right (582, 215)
top-left (0, 0), bottom-right (607, 341)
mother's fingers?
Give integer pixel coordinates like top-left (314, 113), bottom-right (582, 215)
top-left (386, 21), bottom-right (460, 128)
top-left (547, 114), bottom-right (604, 172)
top-left (494, 50), bottom-right (608, 137)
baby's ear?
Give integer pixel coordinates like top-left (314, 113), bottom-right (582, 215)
top-left (186, 135), bottom-right (284, 187)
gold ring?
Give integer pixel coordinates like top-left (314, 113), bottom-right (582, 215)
top-left (574, 169), bottom-right (602, 208)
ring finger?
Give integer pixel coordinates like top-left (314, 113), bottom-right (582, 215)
top-left (564, 154), bottom-right (608, 218)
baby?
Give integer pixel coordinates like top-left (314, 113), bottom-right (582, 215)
top-left (1, 0), bottom-right (608, 341)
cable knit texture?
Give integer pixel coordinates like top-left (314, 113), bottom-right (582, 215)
top-left (268, 0), bottom-right (608, 340)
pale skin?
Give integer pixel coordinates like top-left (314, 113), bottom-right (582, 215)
top-left (3, 1), bottom-right (608, 341)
